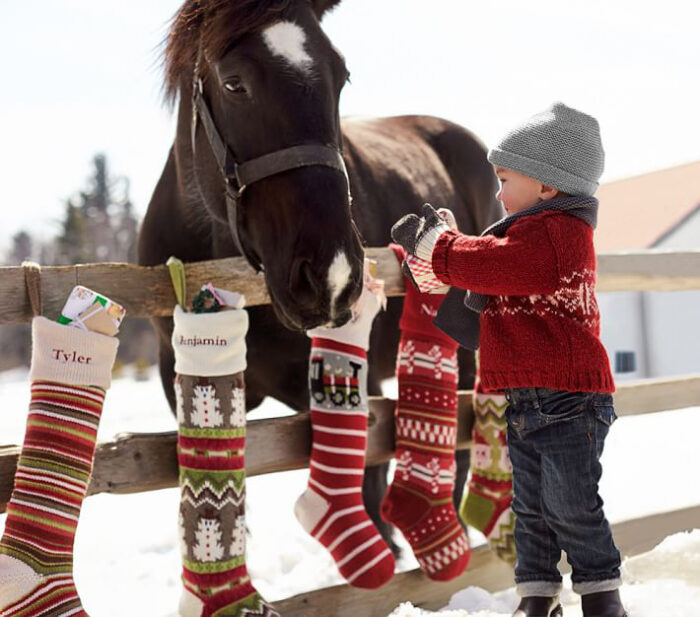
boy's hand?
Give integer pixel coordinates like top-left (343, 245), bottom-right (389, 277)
top-left (391, 203), bottom-right (451, 262)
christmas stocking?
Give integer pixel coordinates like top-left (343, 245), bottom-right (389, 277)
top-left (0, 317), bottom-right (119, 617)
top-left (294, 273), bottom-right (396, 589)
top-left (459, 377), bottom-right (516, 565)
top-left (173, 305), bottom-right (279, 617)
top-left (380, 246), bottom-right (470, 582)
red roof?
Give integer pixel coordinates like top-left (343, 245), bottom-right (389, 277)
top-left (595, 161), bottom-right (700, 251)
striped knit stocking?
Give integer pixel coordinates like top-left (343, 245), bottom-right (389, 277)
top-left (173, 306), bottom-right (279, 617)
top-left (0, 317), bottom-right (118, 617)
top-left (459, 378), bottom-right (516, 565)
top-left (380, 247), bottom-right (470, 581)
top-left (295, 283), bottom-right (395, 589)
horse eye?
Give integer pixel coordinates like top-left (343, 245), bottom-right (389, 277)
top-left (224, 78), bottom-right (247, 95)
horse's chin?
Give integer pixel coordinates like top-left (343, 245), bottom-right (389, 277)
top-left (328, 309), bottom-right (352, 328)
top-left (270, 301), bottom-right (305, 331)
top-left (267, 292), bottom-right (331, 332)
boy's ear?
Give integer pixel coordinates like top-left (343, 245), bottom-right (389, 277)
top-left (311, 0), bottom-right (342, 19)
top-left (540, 184), bottom-right (560, 201)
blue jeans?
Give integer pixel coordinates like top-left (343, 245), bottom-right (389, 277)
top-left (504, 387), bottom-right (622, 596)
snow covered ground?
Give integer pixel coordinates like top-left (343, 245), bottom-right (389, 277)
top-left (392, 530), bottom-right (700, 617)
top-left (1, 368), bottom-right (699, 617)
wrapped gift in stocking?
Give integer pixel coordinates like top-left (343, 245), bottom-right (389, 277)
top-left (459, 377), bottom-right (517, 565)
top-left (173, 295), bottom-right (280, 617)
top-left (380, 245), bottom-right (470, 582)
top-left (295, 266), bottom-right (396, 589)
top-left (0, 313), bottom-right (119, 617)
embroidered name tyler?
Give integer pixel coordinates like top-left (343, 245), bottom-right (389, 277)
top-left (178, 335), bottom-right (228, 347)
top-left (52, 349), bottom-right (92, 364)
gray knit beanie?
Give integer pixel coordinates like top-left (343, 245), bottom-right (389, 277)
top-left (487, 102), bottom-right (605, 196)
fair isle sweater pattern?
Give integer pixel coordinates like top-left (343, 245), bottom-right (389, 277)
top-left (484, 268), bottom-right (600, 329)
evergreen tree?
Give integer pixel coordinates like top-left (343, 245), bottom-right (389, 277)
top-left (8, 231), bottom-right (33, 265)
top-left (1, 153), bottom-right (156, 372)
top-left (55, 200), bottom-right (89, 264)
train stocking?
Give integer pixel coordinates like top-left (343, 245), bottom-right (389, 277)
top-left (295, 274), bottom-right (395, 589)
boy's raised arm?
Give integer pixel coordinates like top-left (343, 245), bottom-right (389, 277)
top-left (432, 217), bottom-right (560, 296)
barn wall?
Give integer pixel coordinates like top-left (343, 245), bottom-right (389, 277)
top-left (644, 210), bottom-right (700, 377)
top-left (598, 290), bottom-right (648, 380)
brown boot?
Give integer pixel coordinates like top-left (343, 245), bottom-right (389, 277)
top-left (581, 589), bottom-right (627, 617)
top-left (512, 596), bottom-right (563, 617)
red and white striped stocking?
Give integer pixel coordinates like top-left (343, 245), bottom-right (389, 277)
top-left (295, 281), bottom-right (395, 589)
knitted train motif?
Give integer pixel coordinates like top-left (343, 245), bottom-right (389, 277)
top-left (309, 355), bottom-right (363, 408)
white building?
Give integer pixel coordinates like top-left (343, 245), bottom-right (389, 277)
top-left (595, 161), bottom-right (700, 381)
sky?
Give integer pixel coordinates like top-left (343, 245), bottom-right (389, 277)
top-left (1, 0), bottom-right (698, 254)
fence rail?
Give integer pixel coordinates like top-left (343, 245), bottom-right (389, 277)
top-left (1, 373), bottom-right (698, 512)
top-left (2, 248), bottom-right (700, 324)
top-left (1, 248), bottom-right (700, 615)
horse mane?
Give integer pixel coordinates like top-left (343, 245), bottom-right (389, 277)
top-left (163, 0), bottom-right (341, 104)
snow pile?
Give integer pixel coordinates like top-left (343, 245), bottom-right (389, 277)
top-left (623, 529), bottom-right (700, 585)
top-left (387, 530), bottom-right (700, 617)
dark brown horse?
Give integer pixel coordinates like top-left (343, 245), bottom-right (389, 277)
top-left (138, 0), bottom-right (502, 552)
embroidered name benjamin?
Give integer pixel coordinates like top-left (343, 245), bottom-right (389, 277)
top-left (52, 349), bottom-right (92, 364)
top-left (178, 335), bottom-right (228, 348)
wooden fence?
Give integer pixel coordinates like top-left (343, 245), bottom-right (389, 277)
top-left (1, 247), bottom-right (699, 616)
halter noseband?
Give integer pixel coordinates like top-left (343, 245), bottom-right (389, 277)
top-left (191, 77), bottom-right (350, 273)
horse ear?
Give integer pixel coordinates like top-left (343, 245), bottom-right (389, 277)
top-left (311, 0), bottom-right (342, 19)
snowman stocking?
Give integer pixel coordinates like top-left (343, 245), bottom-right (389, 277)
top-left (459, 377), bottom-right (516, 565)
top-left (173, 305), bottom-right (279, 617)
top-left (0, 317), bottom-right (118, 617)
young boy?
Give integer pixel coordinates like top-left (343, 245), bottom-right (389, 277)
top-left (391, 103), bottom-right (627, 617)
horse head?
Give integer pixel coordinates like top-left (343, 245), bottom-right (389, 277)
top-left (165, 0), bottom-right (363, 330)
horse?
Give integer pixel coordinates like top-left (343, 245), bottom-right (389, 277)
top-left (137, 0), bottom-right (503, 553)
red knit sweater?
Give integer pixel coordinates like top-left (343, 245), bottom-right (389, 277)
top-left (431, 211), bottom-right (615, 393)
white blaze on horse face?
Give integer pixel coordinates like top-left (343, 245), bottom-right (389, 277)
top-left (327, 251), bottom-right (352, 317)
top-left (262, 21), bottom-right (313, 72)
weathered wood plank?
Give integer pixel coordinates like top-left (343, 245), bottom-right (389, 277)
top-left (0, 259), bottom-right (265, 324)
top-left (275, 504), bottom-right (700, 617)
top-left (2, 249), bottom-right (700, 323)
top-left (0, 375), bottom-right (699, 511)
top-left (597, 250), bottom-right (700, 292)
top-left (613, 374), bottom-right (700, 417)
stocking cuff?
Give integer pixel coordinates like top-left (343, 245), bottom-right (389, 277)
top-left (172, 305), bottom-right (248, 377)
top-left (30, 317), bottom-right (119, 389)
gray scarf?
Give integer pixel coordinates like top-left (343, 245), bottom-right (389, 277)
top-left (433, 195), bottom-right (599, 350)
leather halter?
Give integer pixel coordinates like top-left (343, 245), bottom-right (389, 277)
top-left (191, 77), bottom-right (350, 273)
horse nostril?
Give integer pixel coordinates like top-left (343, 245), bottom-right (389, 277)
top-left (289, 258), bottom-right (321, 305)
